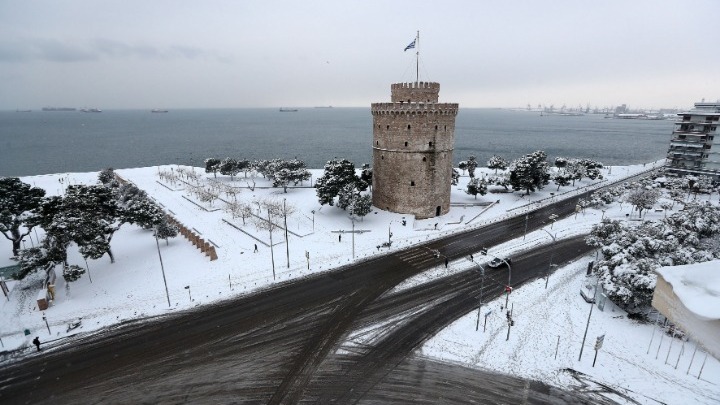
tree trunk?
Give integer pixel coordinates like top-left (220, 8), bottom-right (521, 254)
top-left (106, 248), bottom-right (115, 263)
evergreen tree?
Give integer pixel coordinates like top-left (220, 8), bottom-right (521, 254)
top-left (204, 158), bottom-right (221, 178)
top-left (465, 177), bottom-right (487, 199)
top-left (486, 155), bottom-right (508, 174)
top-left (154, 220), bottom-right (179, 245)
top-left (458, 161), bottom-right (467, 175)
top-left (98, 168), bottom-right (116, 185)
top-left (219, 157), bottom-right (240, 180)
top-left (466, 155), bottom-right (478, 178)
top-left (348, 193), bottom-right (372, 221)
top-left (552, 170), bottom-right (572, 191)
top-left (315, 158), bottom-right (365, 206)
top-left (0, 177), bottom-right (46, 256)
top-left (509, 151), bottom-right (550, 194)
top-left (62, 264), bottom-right (85, 283)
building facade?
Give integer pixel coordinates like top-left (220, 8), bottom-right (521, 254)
top-left (665, 101), bottom-right (720, 179)
top-left (371, 82), bottom-right (458, 219)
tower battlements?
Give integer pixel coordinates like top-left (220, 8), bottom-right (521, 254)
top-left (371, 102), bottom-right (459, 116)
top-left (391, 82), bottom-right (440, 103)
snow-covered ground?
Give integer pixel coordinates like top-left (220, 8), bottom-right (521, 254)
top-left (1, 160), bottom-right (718, 403)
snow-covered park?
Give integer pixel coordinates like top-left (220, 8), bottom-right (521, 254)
top-left (1, 159), bottom-right (718, 404)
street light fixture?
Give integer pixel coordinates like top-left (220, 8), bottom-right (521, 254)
top-left (473, 261), bottom-right (486, 331)
top-left (184, 285), bottom-right (192, 302)
top-left (540, 228), bottom-right (557, 289)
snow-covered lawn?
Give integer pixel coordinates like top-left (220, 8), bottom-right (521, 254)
top-left (1, 160), bottom-right (718, 404)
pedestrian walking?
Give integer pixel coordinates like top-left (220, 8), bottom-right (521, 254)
top-left (339, 234), bottom-right (342, 242)
top-left (32, 336), bottom-right (41, 352)
top-left (444, 258), bottom-right (448, 268)
top-left (254, 244), bottom-right (258, 253)
top-left (470, 254), bottom-right (474, 262)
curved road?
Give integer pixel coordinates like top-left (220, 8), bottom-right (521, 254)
top-left (0, 182), bottom-right (637, 404)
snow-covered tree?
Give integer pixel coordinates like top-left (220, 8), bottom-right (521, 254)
top-left (587, 202), bottom-right (720, 313)
top-left (451, 168), bottom-right (460, 185)
top-left (315, 158), bottom-right (366, 206)
top-left (219, 157), bottom-right (241, 180)
top-left (348, 193), bottom-right (372, 221)
top-left (552, 170), bottom-right (572, 191)
top-left (458, 161), bottom-right (467, 175)
top-left (486, 155), bottom-right (508, 174)
top-left (204, 158), bottom-right (221, 178)
top-left (488, 173), bottom-right (511, 191)
top-left (465, 177), bottom-right (487, 199)
top-left (508, 151), bottom-right (550, 194)
top-left (360, 164), bottom-right (373, 191)
top-left (154, 220), bottom-right (179, 245)
top-left (554, 157), bottom-right (568, 169)
top-left (62, 264), bottom-right (85, 283)
top-left (273, 167), bottom-right (311, 193)
top-left (466, 155), bottom-right (478, 178)
top-left (0, 177), bottom-right (46, 256)
top-left (625, 188), bottom-right (661, 218)
top-left (121, 197), bottom-right (164, 229)
top-left (98, 168), bottom-right (116, 185)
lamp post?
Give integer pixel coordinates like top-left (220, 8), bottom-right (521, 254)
top-left (473, 261), bottom-right (486, 331)
top-left (311, 210), bottom-right (315, 232)
top-left (184, 285), bottom-right (192, 302)
top-left (154, 233), bottom-right (171, 308)
top-left (350, 210), bottom-right (356, 259)
top-left (540, 228), bottom-right (557, 289)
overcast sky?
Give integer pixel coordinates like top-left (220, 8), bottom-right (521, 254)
top-left (1, 0), bottom-right (718, 110)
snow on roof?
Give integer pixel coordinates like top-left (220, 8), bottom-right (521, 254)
top-left (656, 261), bottom-right (720, 320)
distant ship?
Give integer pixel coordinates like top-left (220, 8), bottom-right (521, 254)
top-left (279, 108), bottom-right (298, 112)
top-left (151, 109), bottom-right (169, 113)
top-left (15, 109), bottom-right (32, 113)
top-left (81, 108), bottom-right (102, 113)
top-left (42, 107), bottom-right (76, 111)
top-left (313, 106), bottom-right (333, 108)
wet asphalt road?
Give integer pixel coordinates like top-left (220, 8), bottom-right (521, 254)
top-left (0, 180), bottom-right (639, 404)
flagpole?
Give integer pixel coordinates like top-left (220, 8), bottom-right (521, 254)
top-left (415, 30), bottom-right (420, 83)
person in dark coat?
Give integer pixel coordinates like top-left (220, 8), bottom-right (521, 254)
top-left (444, 258), bottom-right (449, 268)
top-left (32, 336), bottom-right (41, 351)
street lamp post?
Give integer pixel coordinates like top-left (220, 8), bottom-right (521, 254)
top-left (540, 228), bottom-right (557, 289)
top-left (155, 234), bottom-right (172, 308)
top-left (311, 210), bottom-right (315, 232)
top-left (350, 210), bottom-right (356, 259)
top-left (473, 261), bottom-right (486, 331)
top-left (184, 285), bottom-right (192, 302)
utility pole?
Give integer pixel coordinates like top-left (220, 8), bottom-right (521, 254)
top-left (283, 199), bottom-right (290, 268)
top-left (155, 234), bottom-right (171, 308)
top-left (578, 301), bottom-right (594, 361)
top-left (474, 262), bottom-right (486, 331)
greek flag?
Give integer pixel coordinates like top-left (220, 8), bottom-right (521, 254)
top-left (404, 39), bottom-right (416, 52)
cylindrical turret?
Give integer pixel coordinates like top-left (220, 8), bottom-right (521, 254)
top-left (371, 82), bottom-right (458, 219)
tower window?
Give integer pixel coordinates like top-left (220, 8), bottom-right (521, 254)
top-left (429, 142), bottom-right (433, 147)
top-left (386, 125), bottom-right (390, 130)
top-left (376, 141), bottom-right (379, 145)
top-left (435, 125), bottom-right (438, 130)
top-left (423, 157), bottom-right (427, 162)
top-left (381, 155), bottom-right (384, 160)
top-left (444, 125), bottom-right (447, 131)
top-left (404, 141), bottom-right (408, 147)
top-left (410, 181), bottom-right (415, 186)
top-left (407, 125), bottom-right (411, 130)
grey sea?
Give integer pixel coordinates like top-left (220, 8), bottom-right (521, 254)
top-left (0, 108), bottom-right (673, 177)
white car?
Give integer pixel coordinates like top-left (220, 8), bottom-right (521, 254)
top-left (488, 257), bottom-right (511, 268)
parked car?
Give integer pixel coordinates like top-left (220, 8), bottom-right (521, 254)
top-left (488, 257), bottom-right (511, 268)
